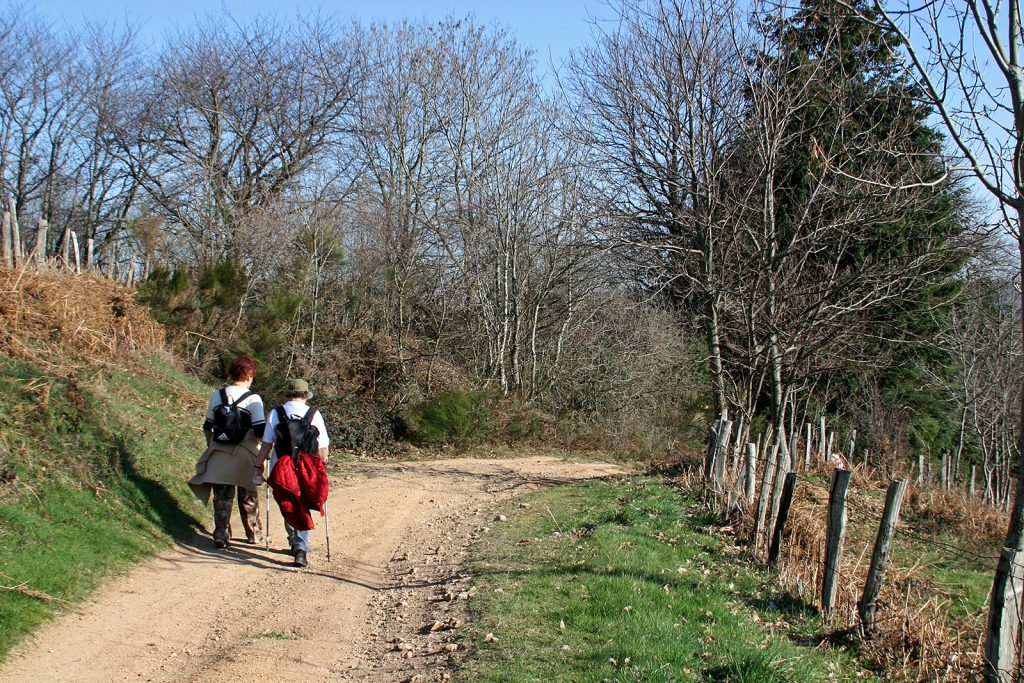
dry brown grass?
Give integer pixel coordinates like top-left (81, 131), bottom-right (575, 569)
top-left (904, 486), bottom-right (1008, 543)
top-left (0, 265), bottom-right (163, 371)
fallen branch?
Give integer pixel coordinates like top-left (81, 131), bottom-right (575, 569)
top-left (0, 572), bottom-right (70, 606)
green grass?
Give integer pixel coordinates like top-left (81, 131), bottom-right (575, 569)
top-left (457, 479), bottom-right (877, 682)
top-left (251, 630), bottom-right (294, 640)
top-left (890, 532), bottom-right (993, 621)
top-left (0, 354), bottom-right (208, 659)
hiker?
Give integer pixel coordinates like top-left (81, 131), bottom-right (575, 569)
top-left (188, 355), bottom-right (266, 549)
top-left (256, 378), bottom-right (330, 568)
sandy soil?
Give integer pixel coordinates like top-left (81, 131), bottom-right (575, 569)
top-left (0, 456), bottom-right (626, 683)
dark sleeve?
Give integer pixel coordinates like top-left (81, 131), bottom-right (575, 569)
top-left (203, 389), bottom-right (221, 431)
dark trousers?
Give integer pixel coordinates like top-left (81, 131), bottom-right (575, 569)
top-left (212, 484), bottom-right (262, 543)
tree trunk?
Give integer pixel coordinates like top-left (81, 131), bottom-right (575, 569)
top-left (706, 294), bottom-right (728, 421)
top-left (983, 207), bottom-right (1024, 681)
top-left (999, 216), bottom-right (1024, 549)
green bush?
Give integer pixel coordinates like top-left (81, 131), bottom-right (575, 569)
top-left (401, 390), bottom-right (491, 447)
top-left (326, 396), bottom-right (401, 454)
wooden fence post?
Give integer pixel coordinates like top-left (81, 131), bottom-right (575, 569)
top-left (744, 443), bottom-right (756, 504)
top-left (971, 464), bottom-right (977, 497)
top-left (819, 417), bottom-right (827, 460)
top-left (714, 420), bottom-right (733, 493)
top-left (731, 416), bottom-right (746, 472)
top-left (941, 452), bottom-right (949, 491)
top-left (804, 422), bottom-right (812, 470)
top-left (60, 227), bottom-right (70, 268)
top-left (106, 241), bottom-right (116, 279)
top-left (917, 454), bottom-right (925, 486)
top-left (85, 237), bottom-right (94, 270)
top-left (789, 432), bottom-right (800, 472)
top-left (826, 431), bottom-right (835, 462)
top-left (859, 478), bottom-right (908, 636)
top-left (1, 210), bottom-right (10, 267)
top-left (767, 438), bottom-right (792, 549)
top-left (983, 547), bottom-right (1024, 683)
top-left (34, 219), bottom-right (48, 267)
top-left (768, 472), bottom-right (798, 564)
top-left (703, 419), bottom-right (721, 483)
top-left (9, 198), bottom-right (21, 265)
top-left (822, 468), bottom-right (851, 616)
top-left (848, 429), bottom-right (857, 465)
top-left (753, 442), bottom-right (780, 551)
top-left (70, 232), bottom-right (81, 273)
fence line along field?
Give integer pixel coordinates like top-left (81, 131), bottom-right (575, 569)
top-left (1, 0), bottom-right (1024, 680)
top-left (699, 416), bottom-right (1015, 681)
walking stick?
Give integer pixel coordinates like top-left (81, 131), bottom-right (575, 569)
top-left (264, 462), bottom-right (270, 551)
top-left (324, 501), bottom-right (331, 562)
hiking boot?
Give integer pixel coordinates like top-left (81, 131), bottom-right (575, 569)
top-left (294, 550), bottom-right (308, 567)
top-left (246, 534), bottom-right (264, 544)
top-left (214, 538), bottom-right (228, 549)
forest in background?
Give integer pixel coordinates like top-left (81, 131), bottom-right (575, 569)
top-left (0, 0), bottom-right (1018, 491)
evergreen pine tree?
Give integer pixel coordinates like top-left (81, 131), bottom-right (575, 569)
top-left (759, 0), bottom-right (970, 456)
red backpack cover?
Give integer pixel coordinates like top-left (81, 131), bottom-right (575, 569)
top-left (267, 449), bottom-right (329, 531)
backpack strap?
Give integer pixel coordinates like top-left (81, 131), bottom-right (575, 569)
top-left (221, 388), bottom-right (254, 407)
top-left (276, 405), bottom-right (289, 423)
top-left (302, 405), bottom-right (317, 424)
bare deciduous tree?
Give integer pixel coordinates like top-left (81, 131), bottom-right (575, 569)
top-left (117, 14), bottom-right (365, 261)
top-left (840, 1), bottom-right (1024, 676)
top-left (567, 0), bottom-right (749, 421)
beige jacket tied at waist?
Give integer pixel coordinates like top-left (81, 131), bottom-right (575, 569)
top-left (188, 437), bottom-right (261, 504)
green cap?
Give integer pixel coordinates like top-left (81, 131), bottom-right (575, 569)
top-left (287, 378), bottom-right (310, 394)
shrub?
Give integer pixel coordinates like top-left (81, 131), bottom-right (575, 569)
top-left (400, 390), bottom-right (491, 447)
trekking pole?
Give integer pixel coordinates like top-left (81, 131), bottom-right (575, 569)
top-left (324, 501), bottom-right (331, 562)
top-left (264, 462), bottom-right (270, 551)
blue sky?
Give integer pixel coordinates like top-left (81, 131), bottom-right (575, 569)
top-left (39, 0), bottom-right (598, 72)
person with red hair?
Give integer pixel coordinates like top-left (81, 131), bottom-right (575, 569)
top-left (188, 355), bottom-right (267, 548)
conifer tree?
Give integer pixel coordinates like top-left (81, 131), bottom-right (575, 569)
top-left (742, 0), bottom-right (968, 452)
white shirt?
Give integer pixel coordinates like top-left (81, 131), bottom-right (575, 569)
top-left (204, 384), bottom-right (266, 430)
top-left (261, 400), bottom-right (330, 450)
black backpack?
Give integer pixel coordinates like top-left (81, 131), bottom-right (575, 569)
top-left (211, 388), bottom-right (254, 444)
top-left (273, 405), bottom-right (320, 458)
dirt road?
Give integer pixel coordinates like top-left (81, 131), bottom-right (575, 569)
top-left (0, 456), bottom-right (625, 682)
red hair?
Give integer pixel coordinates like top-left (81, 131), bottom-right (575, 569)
top-left (227, 355), bottom-right (257, 382)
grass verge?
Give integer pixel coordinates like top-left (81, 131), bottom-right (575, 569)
top-left (457, 478), bottom-right (877, 682)
top-left (0, 354), bottom-right (208, 659)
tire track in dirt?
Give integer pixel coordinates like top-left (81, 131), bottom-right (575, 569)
top-left (0, 456), bottom-right (626, 682)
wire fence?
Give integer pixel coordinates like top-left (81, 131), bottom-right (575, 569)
top-left (696, 424), bottom-right (1021, 682)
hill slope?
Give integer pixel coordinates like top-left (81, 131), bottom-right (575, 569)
top-left (0, 267), bottom-right (208, 658)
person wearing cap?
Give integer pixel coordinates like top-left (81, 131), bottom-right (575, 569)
top-left (255, 379), bottom-right (330, 567)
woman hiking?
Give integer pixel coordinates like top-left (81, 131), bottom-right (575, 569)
top-left (188, 355), bottom-right (266, 549)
